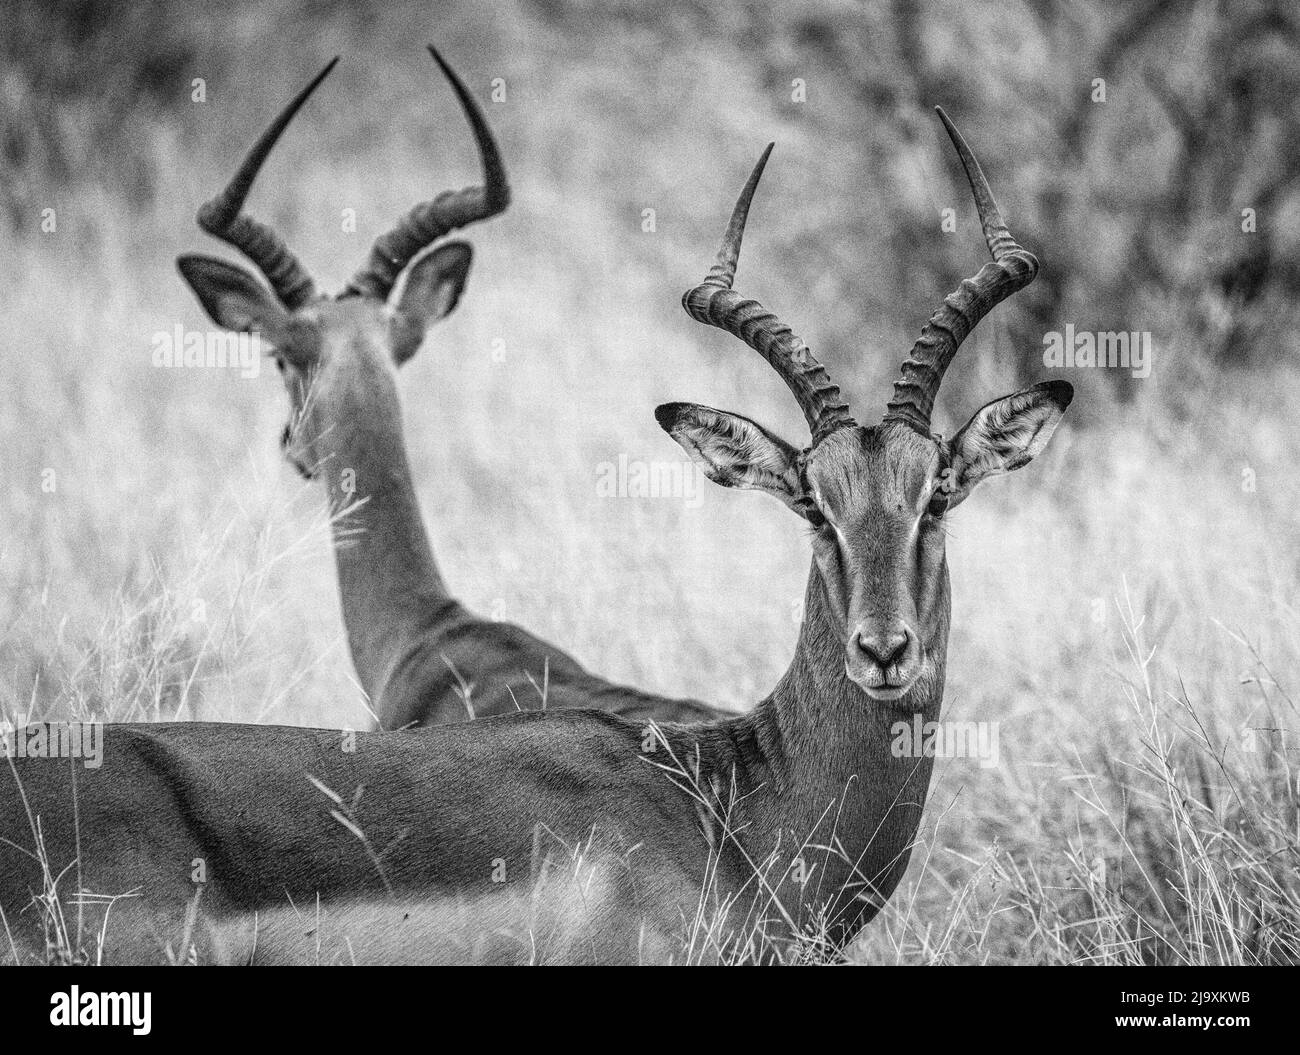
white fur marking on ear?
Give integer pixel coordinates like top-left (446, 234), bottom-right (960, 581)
top-left (944, 387), bottom-right (1068, 511)
top-left (961, 392), bottom-right (1060, 479)
top-left (666, 407), bottom-right (800, 501)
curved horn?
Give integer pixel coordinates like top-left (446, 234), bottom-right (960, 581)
top-left (682, 144), bottom-right (854, 442)
top-left (197, 58), bottom-right (338, 310)
top-left (884, 107), bottom-right (1040, 432)
top-left (344, 45), bottom-right (510, 301)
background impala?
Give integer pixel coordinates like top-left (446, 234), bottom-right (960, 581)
top-left (174, 49), bottom-right (722, 730)
top-left (2, 0), bottom-right (1298, 963)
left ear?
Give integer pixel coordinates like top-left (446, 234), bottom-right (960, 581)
top-left (390, 240), bottom-right (473, 364)
top-left (176, 254), bottom-right (295, 348)
top-left (654, 401), bottom-right (807, 514)
top-left (943, 380), bottom-right (1073, 507)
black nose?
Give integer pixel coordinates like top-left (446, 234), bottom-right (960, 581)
top-left (855, 627), bottom-right (911, 668)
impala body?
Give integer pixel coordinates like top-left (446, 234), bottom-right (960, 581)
top-left (3, 56), bottom-right (1071, 961)
top-left (0, 675), bottom-right (927, 964)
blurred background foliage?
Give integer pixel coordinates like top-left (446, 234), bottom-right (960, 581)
top-left (6, 0), bottom-right (1300, 407)
top-left (2, 0), bottom-right (1299, 962)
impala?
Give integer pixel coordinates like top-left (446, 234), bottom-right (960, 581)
top-left (176, 49), bottom-right (721, 730)
top-left (1, 107), bottom-right (1070, 964)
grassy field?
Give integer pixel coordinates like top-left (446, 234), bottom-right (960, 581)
top-left (2, 0), bottom-right (1298, 963)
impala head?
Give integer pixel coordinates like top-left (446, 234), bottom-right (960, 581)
top-left (658, 112), bottom-right (1072, 704)
top-left (177, 48), bottom-right (509, 478)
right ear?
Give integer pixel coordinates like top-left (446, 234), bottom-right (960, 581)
top-left (177, 255), bottom-right (293, 347)
top-left (942, 380), bottom-right (1073, 509)
top-left (655, 402), bottom-right (805, 512)
top-left (389, 241), bottom-right (473, 364)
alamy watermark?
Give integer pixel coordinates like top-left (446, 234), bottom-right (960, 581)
top-left (1043, 324), bottom-right (1152, 379)
top-left (50, 986), bottom-right (151, 1035)
top-left (595, 455), bottom-right (704, 508)
top-left (891, 717), bottom-right (999, 769)
top-left (0, 720), bottom-right (104, 769)
top-left (151, 325), bottom-right (262, 379)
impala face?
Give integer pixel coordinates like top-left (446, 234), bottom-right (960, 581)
top-left (803, 424), bottom-right (946, 700)
top-left (178, 242), bottom-right (473, 479)
top-left (662, 112), bottom-right (1070, 704)
top-left (657, 382), bottom-right (1071, 703)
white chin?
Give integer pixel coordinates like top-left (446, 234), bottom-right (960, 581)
top-left (861, 684), bottom-right (909, 702)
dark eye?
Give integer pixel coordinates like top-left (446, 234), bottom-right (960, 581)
top-left (803, 505), bottom-right (828, 530)
top-left (925, 492), bottom-right (949, 519)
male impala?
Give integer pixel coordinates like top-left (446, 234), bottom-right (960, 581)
top-left (2, 106), bottom-right (1070, 964)
top-left (176, 49), bottom-right (721, 729)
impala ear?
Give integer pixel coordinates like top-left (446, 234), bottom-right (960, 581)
top-left (177, 255), bottom-right (293, 347)
top-left (655, 402), bottom-right (805, 511)
top-left (390, 241), bottom-right (473, 364)
top-left (942, 380), bottom-right (1073, 508)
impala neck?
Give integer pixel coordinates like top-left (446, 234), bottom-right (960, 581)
top-left (320, 372), bottom-right (445, 712)
top-left (728, 560), bottom-right (949, 935)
